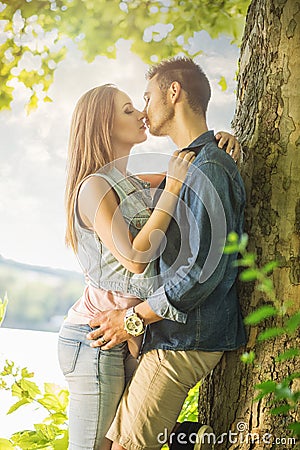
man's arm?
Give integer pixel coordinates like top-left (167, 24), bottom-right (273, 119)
top-left (87, 301), bottom-right (162, 349)
top-left (146, 159), bottom-right (241, 322)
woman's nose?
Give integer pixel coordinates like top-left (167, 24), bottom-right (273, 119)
top-left (137, 109), bottom-right (145, 120)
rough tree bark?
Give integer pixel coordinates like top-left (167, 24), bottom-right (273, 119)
top-left (198, 1), bottom-right (300, 449)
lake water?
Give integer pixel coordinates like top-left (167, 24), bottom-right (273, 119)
top-left (0, 327), bottom-right (66, 439)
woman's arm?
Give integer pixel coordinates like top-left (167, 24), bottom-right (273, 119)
top-left (78, 150), bottom-right (195, 274)
top-left (215, 131), bottom-right (241, 161)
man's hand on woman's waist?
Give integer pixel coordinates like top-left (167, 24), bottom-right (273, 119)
top-left (87, 302), bottom-right (162, 349)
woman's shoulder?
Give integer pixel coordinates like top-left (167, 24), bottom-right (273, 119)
top-left (79, 173), bottom-right (112, 197)
top-left (77, 173), bottom-right (117, 217)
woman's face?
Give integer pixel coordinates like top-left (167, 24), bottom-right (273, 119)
top-left (110, 90), bottom-right (147, 156)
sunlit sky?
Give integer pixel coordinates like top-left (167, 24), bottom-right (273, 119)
top-left (0, 31), bottom-right (239, 272)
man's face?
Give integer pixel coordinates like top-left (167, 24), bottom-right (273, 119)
top-left (143, 75), bottom-right (174, 137)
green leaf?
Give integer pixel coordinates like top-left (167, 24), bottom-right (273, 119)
top-left (0, 438), bottom-right (15, 449)
top-left (218, 76), bottom-right (227, 91)
top-left (240, 351), bottom-right (255, 364)
top-left (39, 393), bottom-right (64, 412)
top-left (223, 243), bottom-right (239, 254)
top-left (53, 430), bottom-right (69, 450)
top-left (20, 378), bottom-right (41, 399)
top-left (276, 348), bottom-right (300, 362)
top-left (1, 360), bottom-right (15, 376)
top-left (223, 231), bottom-right (240, 254)
top-left (178, 380), bottom-right (201, 422)
top-left (288, 422), bottom-right (300, 437)
top-left (26, 92), bottom-right (39, 114)
top-left (258, 327), bottom-right (285, 341)
top-left (21, 367), bottom-right (35, 379)
top-left (233, 253), bottom-right (257, 267)
top-left (226, 231), bottom-right (239, 243)
top-left (244, 305), bottom-right (277, 325)
top-left (44, 383), bottom-right (63, 395)
top-left (0, 82), bottom-right (14, 110)
top-left (10, 430), bottom-right (50, 449)
top-left (255, 380), bottom-right (277, 393)
top-left (254, 380), bottom-right (277, 400)
top-left (11, 382), bottom-right (23, 398)
top-left (34, 423), bottom-right (57, 441)
top-left (239, 268), bottom-right (260, 281)
top-left (274, 384), bottom-right (292, 400)
top-left (256, 278), bottom-right (274, 293)
top-left (237, 233), bottom-right (249, 252)
top-left (261, 260), bottom-right (278, 274)
top-left (285, 312), bottom-right (300, 334)
top-left (7, 397), bottom-right (31, 414)
top-left (0, 292), bottom-right (8, 326)
top-left (0, 293), bottom-right (8, 326)
top-left (44, 383), bottom-right (69, 409)
top-left (292, 391), bottom-right (300, 403)
top-left (270, 404), bottom-right (291, 415)
top-left (45, 412), bottom-right (68, 425)
top-left (284, 372), bottom-right (300, 382)
top-left (238, 253), bottom-right (257, 266)
top-left (18, 69), bottom-right (42, 89)
top-left (279, 300), bottom-right (294, 315)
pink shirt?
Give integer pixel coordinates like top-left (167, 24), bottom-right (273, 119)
top-left (65, 285), bottom-right (143, 357)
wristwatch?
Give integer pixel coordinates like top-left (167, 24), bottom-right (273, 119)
top-left (124, 307), bottom-right (145, 336)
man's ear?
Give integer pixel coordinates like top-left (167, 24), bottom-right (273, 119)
top-left (169, 81), bottom-right (182, 104)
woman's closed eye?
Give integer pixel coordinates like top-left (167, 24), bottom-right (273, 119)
top-left (125, 109), bottom-right (134, 114)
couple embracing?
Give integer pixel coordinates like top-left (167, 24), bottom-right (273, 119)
top-left (58, 57), bottom-right (246, 450)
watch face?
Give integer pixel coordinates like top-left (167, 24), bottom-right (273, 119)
top-left (126, 316), bottom-right (144, 336)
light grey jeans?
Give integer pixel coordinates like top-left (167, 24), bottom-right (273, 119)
top-left (58, 322), bottom-right (137, 450)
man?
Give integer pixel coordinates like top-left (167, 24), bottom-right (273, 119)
top-left (87, 57), bottom-right (246, 450)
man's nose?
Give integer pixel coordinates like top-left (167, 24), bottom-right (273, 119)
top-left (142, 104), bottom-right (148, 115)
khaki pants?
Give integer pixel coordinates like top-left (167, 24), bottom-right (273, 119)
top-left (107, 349), bottom-right (223, 450)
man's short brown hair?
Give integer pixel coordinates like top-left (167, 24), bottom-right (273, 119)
top-left (146, 57), bottom-right (211, 116)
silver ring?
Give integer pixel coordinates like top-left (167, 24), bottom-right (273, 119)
top-left (100, 336), bottom-right (107, 345)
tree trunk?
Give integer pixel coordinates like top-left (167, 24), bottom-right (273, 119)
top-left (198, 0), bottom-right (300, 448)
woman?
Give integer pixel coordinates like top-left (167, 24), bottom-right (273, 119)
top-left (58, 84), bottom-right (239, 450)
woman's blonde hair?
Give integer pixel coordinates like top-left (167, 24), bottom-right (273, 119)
top-left (65, 84), bottom-right (119, 251)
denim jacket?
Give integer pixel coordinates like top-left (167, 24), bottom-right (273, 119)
top-left (142, 131), bottom-right (247, 353)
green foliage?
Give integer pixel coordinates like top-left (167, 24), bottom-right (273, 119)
top-left (0, 438), bottom-right (15, 449)
top-left (0, 0), bottom-right (251, 110)
top-left (0, 360), bottom-right (69, 449)
top-left (224, 232), bottom-right (300, 438)
top-left (0, 293), bottom-right (8, 326)
top-left (0, 341), bottom-right (200, 450)
top-left (240, 350), bottom-right (255, 364)
top-left (218, 76), bottom-right (228, 91)
top-left (244, 305), bottom-right (277, 325)
top-left (178, 381), bottom-right (201, 423)
top-left (257, 327), bottom-right (285, 342)
top-left (160, 381), bottom-right (202, 449)
top-left (276, 348), bottom-right (300, 362)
